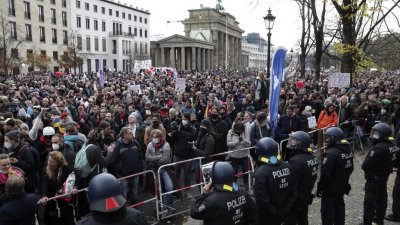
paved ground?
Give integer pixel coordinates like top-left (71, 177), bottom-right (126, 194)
top-left (135, 149), bottom-right (400, 225)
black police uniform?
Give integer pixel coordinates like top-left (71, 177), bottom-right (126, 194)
top-left (318, 140), bottom-right (354, 225)
top-left (362, 139), bottom-right (399, 224)
top-left (191, 188), bottom-right (256, 225)
top-left (76, 207), bottom-right (148, 225)
top-left (254, 161), bottom-right (297, 225)
top-left (386, 132), bottom-right (400, 221)
top-left (284, 150), bottom-right (318, 225)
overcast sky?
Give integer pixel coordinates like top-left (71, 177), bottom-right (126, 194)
top-left (126, 0), bottom-right (301, 49)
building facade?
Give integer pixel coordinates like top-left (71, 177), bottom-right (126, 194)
top-left (151, 8), bottom-right (248, 71)
top-left (70, 0), bottom-right (150, 73)
top-left (1, 0), bottom-right (71, 74)
top-left (242, 33), bottom-right (268, 69)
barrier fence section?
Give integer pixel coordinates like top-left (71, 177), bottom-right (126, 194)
top-left (38, 170), bottom-right (159, 221)
top-left (279, 123), bottom-right (372, 161)
top-left (156, 146), bottom-right (256, 220)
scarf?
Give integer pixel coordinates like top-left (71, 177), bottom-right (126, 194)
top-left (152, 139), bottom-right (166, 149)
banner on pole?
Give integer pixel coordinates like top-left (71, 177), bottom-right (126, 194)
top-left (175, 78), bottom-right (186, 93)
top-left (269, 47), bottom-right (287, 131)
top-left (328, 73), bottom-right (350, 88)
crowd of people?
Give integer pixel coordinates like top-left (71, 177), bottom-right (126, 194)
top-left (0, 68), bottom-right (399, 225)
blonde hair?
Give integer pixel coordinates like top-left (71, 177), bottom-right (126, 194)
top-left (46, 151), bottom-right (67, 179)
top-left (0, 154), bottom-right (18, 178)
top-left (150, 129), bottom-right (163, 138)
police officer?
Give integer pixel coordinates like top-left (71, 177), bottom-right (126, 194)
top-left (386, 131), bottom-right (400, 222)
top-left (190, 161), bottom-right (256, 225)
top-left (316, 127), bottom-right (354, 225)
top-left (76, 173), bottom-right (148, 225)
top-left (254, 137), bottom-right (297, 225)
top-left (284, 131), bottom-right (318, 225)
top-left (361, 123), bottom-right (399, 225)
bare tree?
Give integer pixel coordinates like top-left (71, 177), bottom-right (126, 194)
top-left (58, 30), bottom-right (86, 75)
top-left (331, 0), bottom-right (400, 85)
top-left (0, 12), bottom-right (24, 76)
top-left (295, 0), bottom-right (314, 78)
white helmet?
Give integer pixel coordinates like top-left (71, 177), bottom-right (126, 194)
top-left (43, 126), bottom-right (55, 136)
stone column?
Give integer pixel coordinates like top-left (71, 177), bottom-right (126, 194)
top-left (191, 47), bottom-right (196, 70)
top-left (212, 30), bottom-right (219, 69)
top-left (235, 38), bottom-right (240, 69)
top-left (160, 47), bottom-right (165, 66)
top-left (186, 48), bottom-right (191, 70)
top-left (229, 36), bottom-right (234, 69)
top-left (154, 48), bottom-right (159, 66)
top-left (209, 49), bottom-right (213, 71)
top-left (201, 48), bottom-right (206, 71)
top-left (197, 47), bottom-right (201, 71)
top-left (181, 47), bottom-right (186, 70)
top-left (170, 47), bottom-right (175, 67)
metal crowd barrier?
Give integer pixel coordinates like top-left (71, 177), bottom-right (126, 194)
top-left (156, 146), bottom-right (256, 220)
top-left (38, 170), bottom-right (159, 222)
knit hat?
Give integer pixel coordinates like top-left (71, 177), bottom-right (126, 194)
top-left (5, 130), bottom-right (20, 140)
top-left (18, 109), bottom-right (27, 118)
top-left (60, 112), bottom-right (68, 119)
top-left (200, 119), bottom-right (211, 130)
top-left (20, 123), bottom-right (29, 131)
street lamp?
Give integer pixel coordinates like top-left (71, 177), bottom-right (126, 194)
top-left (263, 8), bottom-right (275, 78)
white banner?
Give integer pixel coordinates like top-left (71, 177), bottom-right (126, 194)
top-left (328, 73), bottom-right (350, 88)
top-left (133, 60), bottom-right (152, 72)
top-left (175, 78), bottom-right (186, 93)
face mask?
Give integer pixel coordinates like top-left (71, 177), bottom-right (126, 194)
top-left (4, 142), bottom-right (12, 150)
top-left (200, 127), bottom-right (208, 134)
top-left (381, 109), bottom-right (386, 114)
top-left (152, 121), bottom-right (159, 128)
top-left (182, 120), bottom-right (189, 126)
top-left (211, 114), bottom-right (218, 121)
top-left (220, 113), bottom-right (225, 118)
top-left (52, 143), bottom-right (60, 150)
top-left (153, 138), bottom-right (160, 144)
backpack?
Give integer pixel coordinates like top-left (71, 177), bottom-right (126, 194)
top-left (74, 144), bottom-right (97, 178)
top-left (64, 135), bottom-right (84, 153)
top-left (18, 143), bottom-right (40, 174)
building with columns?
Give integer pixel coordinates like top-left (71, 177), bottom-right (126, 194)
top-left (151, 8), bottom-right (248, 71)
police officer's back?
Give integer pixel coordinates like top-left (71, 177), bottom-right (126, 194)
top-left (385, 131), bottom-right (400, 222)
top-left (253, 137), bottom-right (297, 225)
top-left (361, 123), bottom-right (399, 225)
top-left (76, 173), bottom-right (148, 225)
top-left (316, 127), bottom-right (354, 225)
top-left (284, 131), bottom-right (318, 225)
top-left (190, 161), bottom-right (256, 225)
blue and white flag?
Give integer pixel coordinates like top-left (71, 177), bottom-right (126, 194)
top-left (97, 56), bottom-right (104, 88)
top-left (268, 47), bottom-right (287, 131)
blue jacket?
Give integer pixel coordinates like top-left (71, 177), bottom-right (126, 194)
top-left (0, 193), bottom-right (38, 225)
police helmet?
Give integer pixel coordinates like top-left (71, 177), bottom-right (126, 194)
top-left (88, 173), bottom-right (126, 212)
top-left (370, 123), bottom-right (393, 141)
top-left (43, 126), bottom-right (55, 136)
top-left (211, 161), bottom-right (238, 192)
top-left (324, 127), bottom-right (345, 146)
top-left (287, 131), bottom-right (312, 152)
top-left (255, 137), bottom-right (280, 165)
